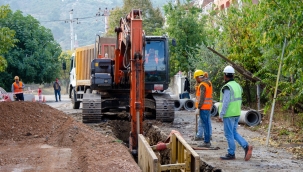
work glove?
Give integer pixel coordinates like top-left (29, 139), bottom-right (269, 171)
top-left (195, 108), bottom-right (200, 115)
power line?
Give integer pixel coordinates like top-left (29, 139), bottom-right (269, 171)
top-left (39, 8), bottom-right (114, 24)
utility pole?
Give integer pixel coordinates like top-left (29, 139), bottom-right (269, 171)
top-left (104, 8), bottom-right (109, 34)
top-left (69, 9), bottom-right (74, 51)
top-left (96, 7), bottom-right (111, 34)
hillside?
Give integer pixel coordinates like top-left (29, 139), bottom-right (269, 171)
top-left (0, 0), bottom-right (168, 50)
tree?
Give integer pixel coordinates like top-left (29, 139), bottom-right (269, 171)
top-left (58, 50), bottom-right (73, 93)
top-left (163, 0), bottom-right (207, 76)
top-left (203, 0), bottom-right (303, 110)
top-left (107, 0), bottom-right (164, 36)
top-left (0, 5), bottom-right (18, 72)
top-left (0, 9), bottom-right (62, 91)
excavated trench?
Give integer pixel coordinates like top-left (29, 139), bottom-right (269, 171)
top-left (104, 119), bottom-right (222, 172)
top-left (108, 120), bottom-right (171, 164)
top-left (67, 110), bottom-right (223, 171)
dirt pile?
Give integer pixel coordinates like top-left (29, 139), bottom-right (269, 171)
top-left (0, 102), bottom-right (141, 172)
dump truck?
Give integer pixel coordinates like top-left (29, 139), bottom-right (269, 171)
top-left (68, 37), bottom-right (116, 109)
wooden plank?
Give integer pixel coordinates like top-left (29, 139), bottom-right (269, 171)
top-left (138, 134), bottom-right (158, 172)
top-left (174, 133), bottom-right (200, 172)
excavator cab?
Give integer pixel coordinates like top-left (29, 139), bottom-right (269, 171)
top-left (144, 36), bottom-right (170, 91)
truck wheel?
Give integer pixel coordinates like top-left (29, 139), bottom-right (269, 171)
top-left (72, 88), bottom-right (80, 109)
top-left (69, 86), bottom-right (72, 98)
top-left (86, 88), bottom-right (91, 94)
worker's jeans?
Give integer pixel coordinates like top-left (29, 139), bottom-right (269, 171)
top-left (54, 90), bottom-right (61, 102)
top-left (196, 116), bottom-right (212, 138)
top-left (199, 109), bottom-right (211, 143)
top-left (223, 116), bottom-right (248, 155)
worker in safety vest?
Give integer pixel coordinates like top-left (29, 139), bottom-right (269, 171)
top-left (194, 70), bottom-right (213, 148)
top-left (218, 65), bottom-right (253, 160)
top-left (193, 72), bottom-right (213, 142)
top-left (11, 76), bottom-right (25, 101)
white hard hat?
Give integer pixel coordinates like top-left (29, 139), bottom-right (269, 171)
top-left (223, 65), bottom-right (235, 74)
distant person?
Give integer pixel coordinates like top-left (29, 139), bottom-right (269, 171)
top-left (218, 65), bottom-right (253, 160)
top-left (53, 78), bottom-right (61, 102)
top-left (11, 76), bottom-right (25, 101)
top-left (194, 70), bottom-right (213, 148)
top-left (184, 77), bottom-right (190, 93)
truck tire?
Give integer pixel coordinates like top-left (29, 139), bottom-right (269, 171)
top-left (72, 88), bottom-right (80, 109)
top-left (86, 88), bottom-right (91, 94)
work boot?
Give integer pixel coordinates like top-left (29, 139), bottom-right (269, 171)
top-left (244, 145), bottom-right (253, 161)
top-left (193, 136), bottom-right (203, 141)
top-left (198, 142), bottom-right (211, 148)
top-left (220, 154), bottom-right (235, 160)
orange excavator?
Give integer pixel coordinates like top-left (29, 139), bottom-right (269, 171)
top-left (84, 9), bottom-right (175, 154)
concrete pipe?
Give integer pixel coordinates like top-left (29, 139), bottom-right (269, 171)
top-left (214, 102), bottom-right (220, 109)
top-left (239, 110), bottom-right (262, 126)
top-left (174, 99), bottom-right (186, 111)
top-left (210, 104), bottom-right (218, 117)
top-left (184, 99), bottom-right (195, 111)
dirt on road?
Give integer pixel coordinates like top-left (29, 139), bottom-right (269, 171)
top-left (0, 101), bottom-right (141, 172)
top-left (1, 95), bottom-right (303, 172)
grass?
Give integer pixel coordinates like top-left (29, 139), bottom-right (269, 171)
top-left (247, 105), bottom-right (303, 159)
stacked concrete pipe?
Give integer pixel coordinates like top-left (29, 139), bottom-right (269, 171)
top-left (214, 102), bottom-right (261, 126)
top-left (210, 103), bottom-right (218, 117)
top-left (183, 99), bottom-right (195, 111)
top-left (239, 110), bottom-right (262, 126)
top-left (174, 99), bottom-right (184, 111)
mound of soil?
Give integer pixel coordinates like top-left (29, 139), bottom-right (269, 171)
top-left (0, 102), bottom-right (141, 172)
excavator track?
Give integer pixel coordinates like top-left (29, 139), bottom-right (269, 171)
top-left (151, 93), bottom-right (175, 123)
top-left (82, 93), bottom-right (102, 123)
top-left (81, 92), bottom-right (175, 123)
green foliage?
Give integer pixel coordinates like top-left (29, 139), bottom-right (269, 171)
top-left (0, 5), bottom-right (18, 72)
top-left (163, 0), bottom-right (207, 76)
top-left (202, 0), bottom-right (303, 111)
top-left (279, 128), bottom-right (290, 136)
top-left (107, 0), bottom-right (164, 36)
top-left (58, 50), bottom-right (73, 92)
top-left (59, 51), bottom-right (72, 81)
top-left (0, 9), bottom-right (62, 91)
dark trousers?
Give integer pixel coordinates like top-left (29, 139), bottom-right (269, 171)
top-left (15, 93), bottom-right (24, 101)
top-left (54, 90), bottom-right (61, 102)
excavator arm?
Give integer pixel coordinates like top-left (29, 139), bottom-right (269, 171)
top-left (114, 9), bottom-right (145, 154)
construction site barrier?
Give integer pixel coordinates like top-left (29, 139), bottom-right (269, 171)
top-left (0, 87), bottom-right (45, 102)
top-left (138, 131), bottom-right (200, 172)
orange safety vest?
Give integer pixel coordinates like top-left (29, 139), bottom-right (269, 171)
top-left (13, 81), bottom-right (23, 93)
top-left (195, 81), bottom-right (213, 110)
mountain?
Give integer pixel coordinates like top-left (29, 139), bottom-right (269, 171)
top-left (0, 0), bottom-right (169, 50)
